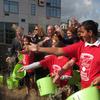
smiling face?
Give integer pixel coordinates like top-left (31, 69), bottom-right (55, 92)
top-left (47, 25), bottom-right (55, 37)
top-left (23, 38), bottom-right (29, 45)
top-left (79, 20), bottom-right (98, 43)
top-left (66, 30), bottom-right (73, 39)
top-left (80, 26), bottom-right (92, 42)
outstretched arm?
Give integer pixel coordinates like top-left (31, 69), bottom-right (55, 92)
top-left (59, 58), bottom-right (76, 75)
top-left (38, 37), bottom-right (50, 46)
top-left (28, 43), bottom-right (64, 55)
top-left (18, 62), bottom-right (41, 72)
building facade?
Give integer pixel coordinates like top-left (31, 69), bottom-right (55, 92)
top-left (0, 0), bottom-right (61, 45)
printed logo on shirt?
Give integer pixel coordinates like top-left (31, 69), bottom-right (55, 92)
top-left (80, 53), bottom-right (94, 81)
top-left (52, 64), bottom-right (61, 76)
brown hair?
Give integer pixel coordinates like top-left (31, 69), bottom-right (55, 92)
top-left (23, 35), bottom-right (32, 43)
top-left (67, 27), bottom-right (77, 34)
top-left (33, 25), bottom-right (45, 37)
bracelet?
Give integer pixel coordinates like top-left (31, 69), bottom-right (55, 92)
top-left (59, 68), bottom-right (65, 76)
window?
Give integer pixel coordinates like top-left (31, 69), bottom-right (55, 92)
top-left (31, 4), bottom-right (36, 15)
top-left (0, 22), bottom-right (16, 44)
top-left (4, 0), bottom-right (9, 12)
top-left (5, 23), bottom-right (16, 44)
top-left (0, 23), bottom-right (4, 43)
top-left (46, 0), bottom-right (61, 18)
top-left (9, 1), bottom-right (19, 13)
top-left (4, 0), bottom-right (19, 14)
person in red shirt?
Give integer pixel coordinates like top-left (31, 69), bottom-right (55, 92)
top-left (18, 35), bottom-right (35, 95)
top-left (28, 20), bottom-right (100, 89)
top-left (19, 55), bottom-right (74, 87)
top-left (19, 54), bottom-right (76, 99)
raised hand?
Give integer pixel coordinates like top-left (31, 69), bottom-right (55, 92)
top-left (18, 67), bottom-right (25, 72)
top-left (44, 37), bottom-right (50, 41)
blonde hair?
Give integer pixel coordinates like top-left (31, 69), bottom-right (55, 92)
top-left (12, 24), bottom-right (18, 30)
top-left (52, 34), bottom-right (59, 43)
top-left (16, 26), bottom-right (24, 34)
top-left (12, 24), bottom-right (24, 34)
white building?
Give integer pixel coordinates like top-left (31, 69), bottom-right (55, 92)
top-left (0, 0), bottom-right (61, 45)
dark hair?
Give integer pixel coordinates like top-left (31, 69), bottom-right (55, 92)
top-left (51, 33), bottom-right (65, 47)
top-left (81, 20), bottom-right (98, 36)
top-left (67, 27), bottom-right (77, 35)
top-left (23, 35), bottom-right (32, 43)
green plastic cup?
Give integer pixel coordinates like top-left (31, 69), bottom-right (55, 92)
top-left (66, 86), bottom-right (100, 100)
top-left (18, 53), bottom-right (23, 61)
top-left (12, 63), bottom-right (26, 80)
top-left (7, 77), bottom-right (19, 89)
top-left (36, 76), bottom-right (57, 96)
top-left (0, 75), bottom-right (3, 85)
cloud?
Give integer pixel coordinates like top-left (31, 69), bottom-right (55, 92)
top-left (84, 0), bottom-right (92, 5)
top-left (61, 0), bottom-right (100, 22)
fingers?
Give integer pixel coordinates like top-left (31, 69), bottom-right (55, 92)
top-left (91, 80), bottom-right (97, 86)
top-left (18, 67), bottom-right (24, 72)
top-left (6, 57), bottom-right (10, 62)
top-left (30, 42), bottom-right (35, 46)
top-left (53, 74), bottom-right (60, 83)
top-left (91, 77), bottom-right (100, 86)
top-left (44, 37), bottom-right (50, 41)
top-left (51, 73), bottom-right (55, 78)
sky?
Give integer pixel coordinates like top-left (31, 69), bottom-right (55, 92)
top-left (61, 0), bottom-right (100, 23)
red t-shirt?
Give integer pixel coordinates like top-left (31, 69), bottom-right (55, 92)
top-left (40, 55), bottom-right (72, 87)
top-left (63, 40), bottom-right (100, 88)
top-left (22, 51), bottom-right (34, 73)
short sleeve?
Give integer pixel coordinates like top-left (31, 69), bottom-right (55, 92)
top-left (63, 41), bottom-right (84, 58)
top-left (40, 55), bottom-right (55, 69)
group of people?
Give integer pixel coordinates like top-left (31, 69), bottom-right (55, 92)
top-left (6, 19), bottom-right (100, 99)
top-left (26, 20), bottom-right (100, 88)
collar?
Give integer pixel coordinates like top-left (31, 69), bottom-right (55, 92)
top-left (85, 38), bottom-right (100, 47)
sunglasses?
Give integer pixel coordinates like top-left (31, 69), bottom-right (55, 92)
top-left (35, 29), bottom-right (38, 30)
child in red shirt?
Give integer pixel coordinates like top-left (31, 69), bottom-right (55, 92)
top-left (19, 54), bottom-right (75, 86)
top-left (18, 35), bottom-right (35, 95)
